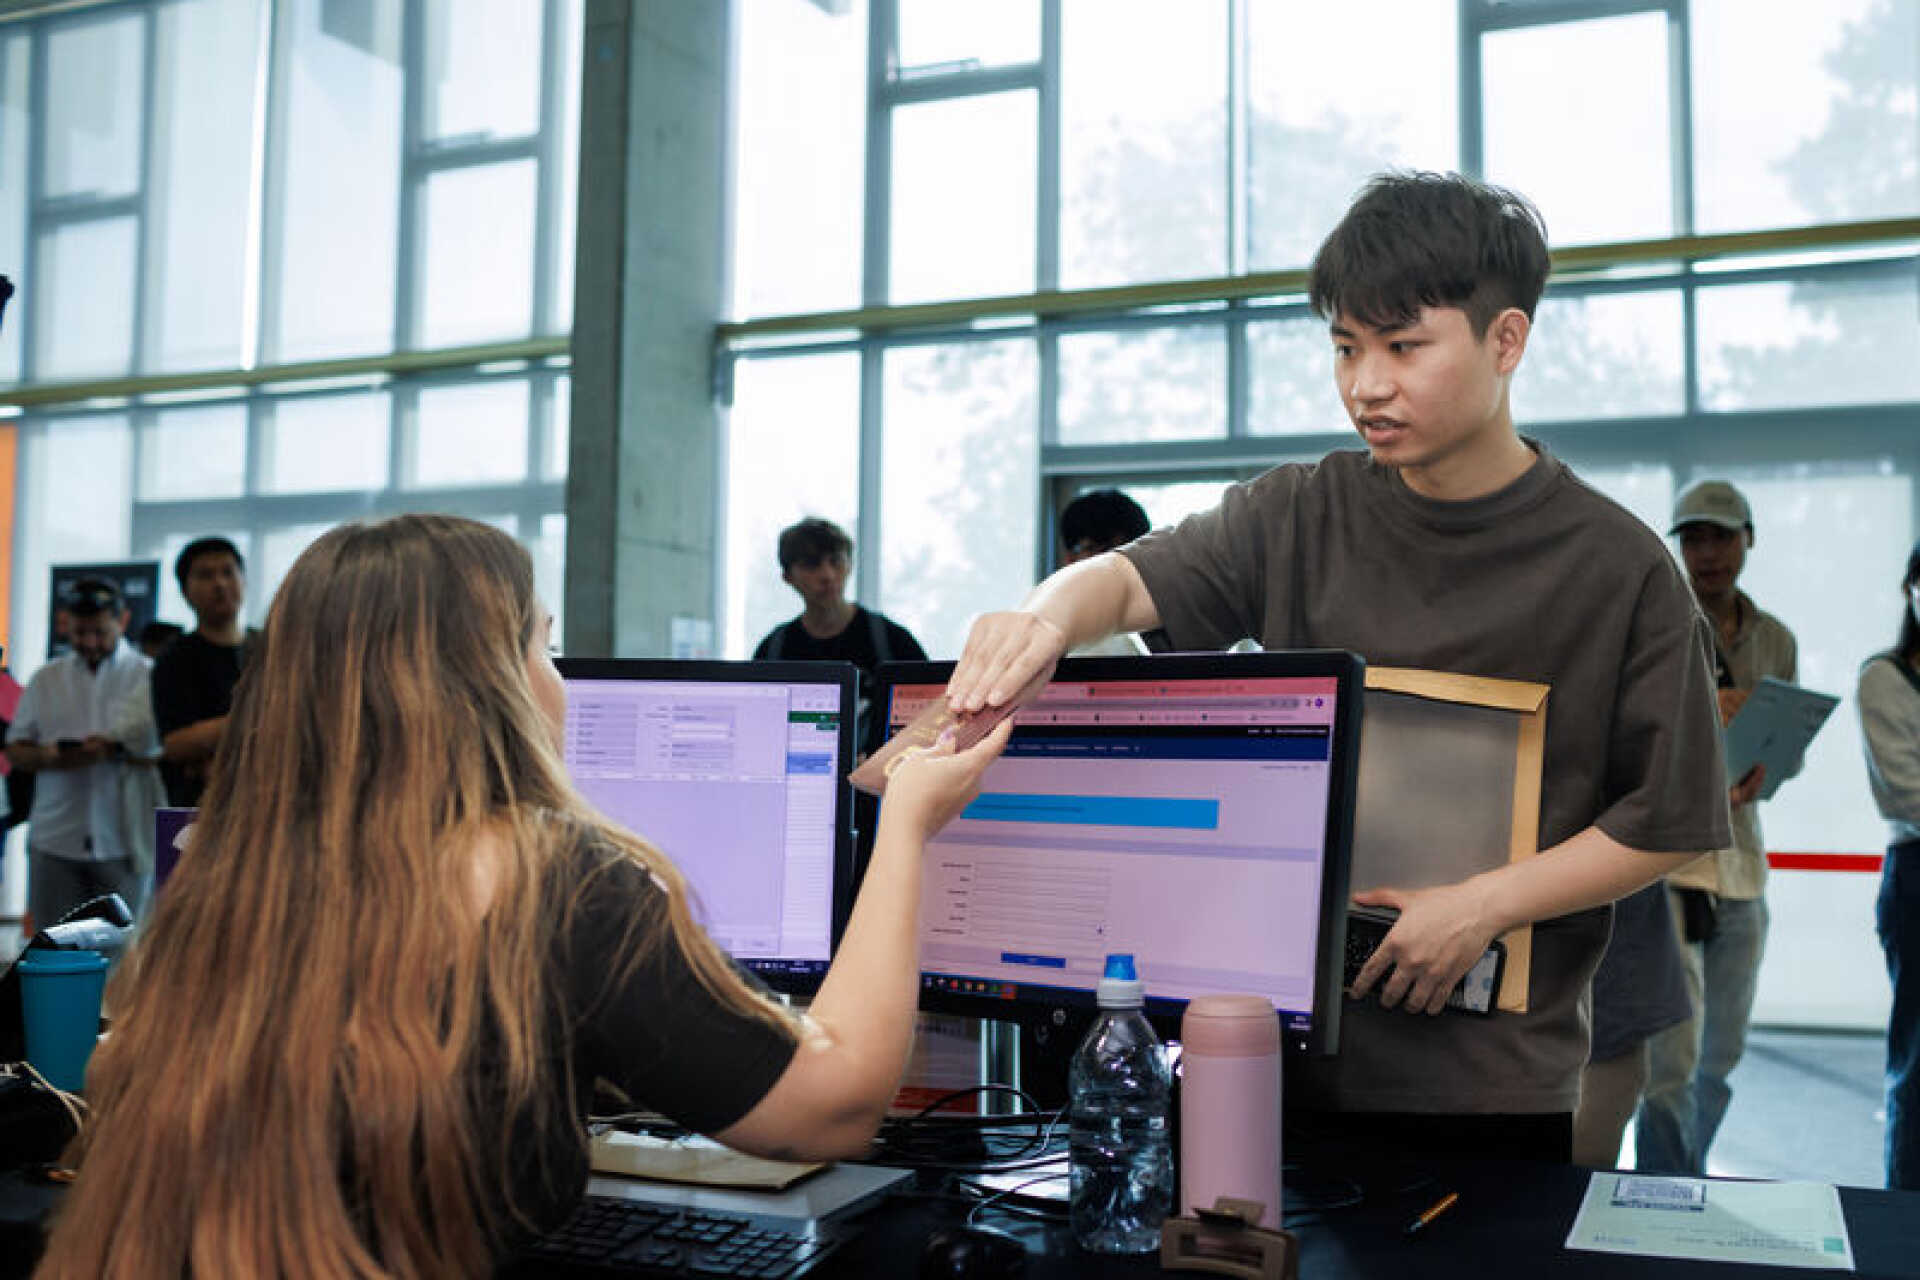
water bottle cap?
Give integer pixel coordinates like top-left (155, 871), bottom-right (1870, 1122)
top-left (1096, 953), bottom-right (1145, 1008)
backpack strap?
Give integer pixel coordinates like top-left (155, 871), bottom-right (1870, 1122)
top-left (765, 622), bottom-right (786, 661)
top-left (866, 608), bottom-right (892, 667)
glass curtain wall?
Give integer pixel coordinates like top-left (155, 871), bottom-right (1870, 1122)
top-left (726, 0), bottom-right (1920, 1027)
top-left (0, 0), bottom-right (579, 673)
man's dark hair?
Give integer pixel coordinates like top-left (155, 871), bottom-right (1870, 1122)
top-left (64, 577), bottom-right (123, 619)
top-left (1060, 489), bottom-right (1150, 554)
top-left (1899, 539), bottom-right (1920, 661)
top-left (173, 536), bottom-right (245, 592)
top-left (777, 518), bottom-right (853, 573)
top-left (1308, 170), bottom-right (1551, 336)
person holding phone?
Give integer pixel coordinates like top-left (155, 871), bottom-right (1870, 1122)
top-left (4, 578), bottom-right (158, 929)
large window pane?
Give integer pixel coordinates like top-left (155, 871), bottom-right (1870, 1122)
top-left (258, 522), bottom-right (333, 612)
top-left (896, 0), bottom-right (1037, 72)
top-left (0, 33), bottom-right (30, 384)
top-left (1249, 314), bottom-right (1346, 436)
top-left (1693, 0), bottom-right (1919, 233)
top-left (422, 0), bottom-right (542, 143)
top-left (416, 160), bottom-right (537, 346)
top-left (880, 340), bottom-right (1038, 658)
top-left (261, 392), bottom-right (391, 493)
top-left (1060, 0), bottom-right (1226, 288)
top-left (33, 218), bottom-right (137, 380)
top-left (724, 353), bottom-right (861, 659)
top-left (1247, 0), bottom-right (1458, 271)
top-left (138, 404), bottom-right (248, 500)
top-left (1565, 461), bottom-right (1673, 543)
top-left (1697, 271), bottom-right (1920, 412)
top-left (890, 91), bottom-right (1036, 304)
top-left (1520, 290), bottom-right (1686, 421)
top-left (269, 0), bottom-right (402, 359)
top-left (12, 415), bottom-right (133, 676)
top-left (1058, 324), bottom-right (1226, 444)
top-left (149, 0), bottom-right (264, 372)
top-left (409, 380), bottom-right (530, 488)
top-left (1482, 13), bottom-right (1673, 246)
top-left (530, 512), bottom-right (567, 651)
top-left (44, 13), bottom-right (143, 200)
top-left (730, 0), bottom-right (866, 319)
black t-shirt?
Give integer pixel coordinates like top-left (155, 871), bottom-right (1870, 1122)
top-left (494, 840), bottom-right (800, 1248)
top-left (150, 631), bottom-right (251, 807)
top-left (750, 605), bottom-right (927, 671)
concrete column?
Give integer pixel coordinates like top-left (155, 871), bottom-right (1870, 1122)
top-left (565, 0), bottom-right (730, 657)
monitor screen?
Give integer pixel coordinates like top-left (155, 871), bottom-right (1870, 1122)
top-left (871, 651), bottom-right (1362, 1055)
top-left (554, 659), bottom-right (859, 996)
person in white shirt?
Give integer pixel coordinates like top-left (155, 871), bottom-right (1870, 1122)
top-left (5, 578), bottom-right (159, 929)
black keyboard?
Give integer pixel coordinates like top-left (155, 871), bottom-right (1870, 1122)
top-left (510, 1195), bottom-right (847, 1278)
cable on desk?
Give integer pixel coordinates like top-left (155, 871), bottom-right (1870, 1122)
top-left (868, 1085), bottom-right (1062, 1171)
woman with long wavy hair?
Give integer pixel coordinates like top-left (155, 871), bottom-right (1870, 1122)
top-left (35, 513), bottom-right (1009, 1277)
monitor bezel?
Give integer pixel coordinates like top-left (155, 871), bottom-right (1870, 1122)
top-left (864, 649), bottom-right (1364, 1056)
top-left (554, 657), bottom-right (861, 997)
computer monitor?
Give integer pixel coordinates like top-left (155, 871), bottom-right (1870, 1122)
top-left (868, 651), bottom-right (1363, 1068)
top-left (554, 659), bottom-right (859, 996)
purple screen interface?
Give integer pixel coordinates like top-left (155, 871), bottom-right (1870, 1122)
top-left (561, 678), bottom-right (843, 969)
top-left (890, 675), bottom-right (1341, 1033)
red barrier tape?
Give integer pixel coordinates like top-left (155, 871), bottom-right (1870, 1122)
top-left (1767, 852), bottom-right (1885, 873)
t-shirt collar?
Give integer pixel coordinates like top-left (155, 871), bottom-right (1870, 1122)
top-left (1376, 436), bottom-right (1560, 532)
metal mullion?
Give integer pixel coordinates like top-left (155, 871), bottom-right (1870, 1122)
top-left (530, 0), bottom-right (563, 336)
top-left (1225, 0), bottom-right (1249, 444)
top-left (1041, 435), bottom-right (1337, 476)
top-left (31, 194), bottom-right (139, 225)
top-left (875, 62), bottom-right (1042, 108)
top-left (394, 0), bottom-right (425, 354)
top-left (253, 0), bottom-right (290, 366)
top-left (412, 134), bottom-right (541, 173)
top-left (129, 3), bottom-right (155, 376)
top-left (1458, 0), bottom-right (1482, 177)
top-left (1472, 0), bottom-right (1672, 34)
top-left (20, 23), bottom-right (44, 383)
top-left (1036, 0), bottom-right (1058, 293)
top-left (856, 341), bottom-right (883, 606)
top-left (855, 0), bottom-right (893, 606)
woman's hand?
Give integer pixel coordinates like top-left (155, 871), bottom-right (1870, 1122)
top-left (1348, 880), bottom-right (1500, 1016)
top-left (879, 718), bottom-right (1015, 841)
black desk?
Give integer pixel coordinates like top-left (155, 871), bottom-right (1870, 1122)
top-left (8, 1158), bottom-right (1919, 1279)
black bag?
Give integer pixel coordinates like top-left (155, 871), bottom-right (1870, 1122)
top-left (0, 1064), bottom-right (82, 1171)
top-left (1676, 886), bottom-right (1719, 944)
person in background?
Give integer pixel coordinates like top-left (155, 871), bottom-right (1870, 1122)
top-left (35, 515), bottom-right (1010, 1275)
top-left (1858, 538), bottom-right (1920, 1190)
top-left (151, 536), bottom-right (254, 807)
top-left (1636, 480), bottom-right (1800, 1176)
top-left (1059, 489), bottom-right (1151, 567)
top-left (4, 579), bottom-right (158, 928)
top-left (753, 517), bottom-right (926, 673)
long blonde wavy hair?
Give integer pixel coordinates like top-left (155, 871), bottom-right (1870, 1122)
top-left (36, 514), bottom-right (794, 1278)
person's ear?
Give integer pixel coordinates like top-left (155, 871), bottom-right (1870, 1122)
top-left (1489, 308), bottom-right (1530, 375)
top-left (1745, 526), bottom-right (1755, 549)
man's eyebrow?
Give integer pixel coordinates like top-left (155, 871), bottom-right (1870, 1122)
top-left (1329, 318), bottom-right (1417, 339)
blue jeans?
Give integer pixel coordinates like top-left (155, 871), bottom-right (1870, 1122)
top-left (1635, 891), bottom-right (1769, 1175)
top-left (1879, 840), bottom-right (1920, 1190)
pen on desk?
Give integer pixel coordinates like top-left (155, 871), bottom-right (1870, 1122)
top-left (1404, 1191), bottom-right (1459, 1237)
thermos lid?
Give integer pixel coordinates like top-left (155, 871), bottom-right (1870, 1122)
top-left (1180, 994), bottom-right (1280, 1056)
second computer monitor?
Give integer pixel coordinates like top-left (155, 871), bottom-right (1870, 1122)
top-left (554, 659), bottom-right (858, 996)
top-left (872, 650), bottom-right (1363, 1055)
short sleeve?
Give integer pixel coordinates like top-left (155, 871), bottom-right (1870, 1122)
top-left (560, 849), bottom-right (798, 1135)
top-left (1860, 659), bottom-right (1920, 827)
top-left (1592, 559), bottom-right (1733, 853)
top-left (149, 645), bottom-right (196, 739)
top-left (7, 677), bottom-right (40, 743)
top-left (1121, 469), bottom-right (1291, 650)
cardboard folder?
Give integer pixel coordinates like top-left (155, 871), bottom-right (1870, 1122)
top-left (1350, 668), bottom-right (1548, 1013)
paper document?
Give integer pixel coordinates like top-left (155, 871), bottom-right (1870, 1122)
top-left (590, 1130), bottom-right (823, 1191)
top-left (1565, 1173), bottom-right (1854, 1270)
top-left (1723, 677), bottom-right (1839, 800)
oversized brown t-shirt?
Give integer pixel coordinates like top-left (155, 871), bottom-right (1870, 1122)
top-left (1122, 442), bottom-right (1730, 1114)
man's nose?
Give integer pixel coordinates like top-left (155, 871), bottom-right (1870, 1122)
top-left (1348, 356), bottom-right (1393, 404)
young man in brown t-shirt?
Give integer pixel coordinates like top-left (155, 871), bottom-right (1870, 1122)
top-left (947, 171), bottom-right (1731, 1163)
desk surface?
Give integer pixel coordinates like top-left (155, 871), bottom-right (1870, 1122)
top-left (7, 1157), bottom-right (1919, 1279)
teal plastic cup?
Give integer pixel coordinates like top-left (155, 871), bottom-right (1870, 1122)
top-left (17, 949), bottom-right (109, 1093)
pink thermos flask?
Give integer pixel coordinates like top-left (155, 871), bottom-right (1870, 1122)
top-left (1179, 994), bottom-right (1282, 1226)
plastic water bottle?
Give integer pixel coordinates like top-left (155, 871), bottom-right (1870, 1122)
top-left (1068, 954), bottom-right (1173, 1254)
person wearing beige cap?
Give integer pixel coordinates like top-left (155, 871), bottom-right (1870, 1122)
top-left (1635, 478), bottom-right (1801, 1175)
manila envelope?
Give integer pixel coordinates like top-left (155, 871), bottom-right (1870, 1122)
top-left (1351, 667), bottom-right (1548, 1013)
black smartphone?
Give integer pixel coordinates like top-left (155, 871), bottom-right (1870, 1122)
top-left (1342, 905), bottom-right (1505, 1016)
top-left (55, 738), bottom-right (83, 752)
